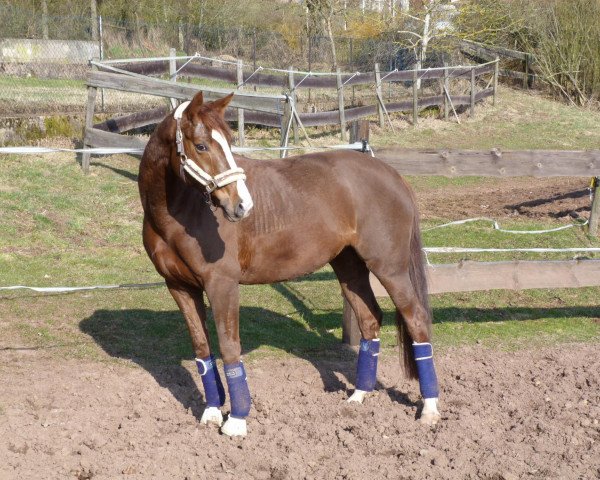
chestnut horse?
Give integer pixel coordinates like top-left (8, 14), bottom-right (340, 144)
top-left (138, 91), bottom-right (440, 436)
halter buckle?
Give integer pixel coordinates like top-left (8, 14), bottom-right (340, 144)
top-left (205, 178), bottom-right (218, 193)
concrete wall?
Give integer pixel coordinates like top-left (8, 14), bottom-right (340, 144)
top-left (0, 38), bottom-right (99, 64)
top-left (0, 38), bottom-right (99, 79)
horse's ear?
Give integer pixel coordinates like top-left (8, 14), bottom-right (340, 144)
top-left (209, 93), bottom-right (234, 117)
top-left (185, 91), bottom-right (204, 119)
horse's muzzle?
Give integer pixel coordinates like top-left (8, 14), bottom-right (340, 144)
top-left (224, 199), bottom-right (252, 222)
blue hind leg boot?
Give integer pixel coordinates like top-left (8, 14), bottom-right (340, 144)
top-left (412, 342), bottom-right (439, 399)
top-left (196, 355), bottom-right (226, 407)
top-left (224, 361), bottom-right (251, 419)
top-left (355, 338), bottom-right (380, 392)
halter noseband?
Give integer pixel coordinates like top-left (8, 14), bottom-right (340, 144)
top-left (174, 101), bottom-right (247, 193)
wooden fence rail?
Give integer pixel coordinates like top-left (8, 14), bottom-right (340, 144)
top-left (109, 59), bottom-right (496, 90)
top-left (460, 40), bottom-right (534, 89)
top-left (342, 259), bottom-right (600, 345)
top-left (87, 70), bottom-right (285, 114)
top-left (375, 148), bottom-right (600, 177)
top-left (93, 89), bottom-right (494, 135)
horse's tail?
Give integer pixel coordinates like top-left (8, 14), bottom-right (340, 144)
top-left (396, 205), bottom-right (432, 380)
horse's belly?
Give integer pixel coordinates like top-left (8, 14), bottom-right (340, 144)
top-left (239, 229), bottom-right (345, 284)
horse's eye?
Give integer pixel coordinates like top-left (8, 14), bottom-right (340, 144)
top-left (195, 143), bottom-right (207, 152)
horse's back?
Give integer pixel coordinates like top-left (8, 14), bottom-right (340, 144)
top-left (239, 150), bottom-right (412, 202)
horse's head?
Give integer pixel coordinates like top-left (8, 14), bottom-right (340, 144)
top-left (171, 91), bottom-right (253, 222)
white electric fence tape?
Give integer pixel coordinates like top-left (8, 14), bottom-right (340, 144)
top-left (0, 282), bottom-right (164, 293)
top-left (3, 245), bottom-right (599, 294)
top-left (423, 217), bottom-right (588, 235)
top-left (424, 247), bottom-right (600, 254)
top-left (0, 146), bottom-right (145, 155)
top-left (0, 143), bottom-right (371, 156)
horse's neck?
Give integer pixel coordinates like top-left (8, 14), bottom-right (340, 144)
top-left (143, 160), bottom-right (210, 233)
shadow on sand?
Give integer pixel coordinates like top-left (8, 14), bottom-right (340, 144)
top-left (80, 277), bottom-right (598, 421)
top-left (79, 280), bottom-right (417, 421)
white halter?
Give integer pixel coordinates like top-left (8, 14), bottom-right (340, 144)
top-left (173, 101), bottom-right (248, 194)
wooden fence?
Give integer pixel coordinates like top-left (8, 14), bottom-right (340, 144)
top-left (460, 40), bottom-right (534, 89)
top-left (84, 56), bottom-right (499, 164)
top-left (105, 56), bottom-right (498, 131)
top-left (82, 64), bottom-right (287, 173)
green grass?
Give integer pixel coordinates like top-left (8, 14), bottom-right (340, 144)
top-left (420, 217), bottom-right (599, 264)
top-left (0, 76), bottom-right (87, 115)
top-left (1, 86), bottom-right (599, 366)
top-left (0, 76), bottom-right (84, 90)
top-left (376, 86), bottom-right (600, 150)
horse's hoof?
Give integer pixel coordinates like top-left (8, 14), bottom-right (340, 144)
top-left (200, 407), bottom-right (223, 427)
top-left (221, 416), bottom-right (247, 437)
top-left (347, 389), bottom-right (368, 404)
top-left (420, 398), bottom-right (441, 426)
top-left (420, 411), bottom-right (441, 426)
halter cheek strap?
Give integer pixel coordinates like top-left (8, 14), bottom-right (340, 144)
top-left (173, 101), bottom-right (247, 193)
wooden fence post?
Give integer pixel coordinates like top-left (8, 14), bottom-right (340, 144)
top-left (493, 56), bottom-right (499, 106)
top-left (279, 99), bottom-right (292, 159)
top-left (342, 301), bottom-right (362, 347)
top-left (349, 119), bottom-right (370, 146)
top-left (590, 177), bottom-right (600, 236)
top-left (287, 66), bottom-right (298, 145)
top-left (236, 59), bottom-right (245, 147)
top-left (341, 119), bottom-right (371, 347)
top-left (412, 68), bottom-right (418, 126)
top-left (336, 68), bottom-right (347, 141)
top-left (443, 66), bottom-right (449, 120)
top-left (168, 47), bottom-right (177, 110)
top-left (81, 60), bottom-right (98, 174)
top-left (523, 53), bottom-right (530, 90)
top-left (374, 63), bottom-right (385, 128)
top-left (470, 66), bottom-right (476, 117)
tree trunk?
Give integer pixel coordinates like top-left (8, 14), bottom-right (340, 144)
top-left (417, 7), bottom-right (431, 89)
top-left (41, 0), bottom-right (49, 39)
top-left (90, 0), bottom-right (98, 41)
top-left (325, 16), bottom-right (338, 70)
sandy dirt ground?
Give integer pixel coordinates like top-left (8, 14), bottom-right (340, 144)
top-left (1, 343), bottom-right (599, 480)
top-left (416, 177), bottom-right (593, 222)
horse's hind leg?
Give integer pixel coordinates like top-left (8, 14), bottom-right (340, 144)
top-left (167, 282), bottom-right (225, 427)
top-left (330, 247), bottom-right (383, 404)
top-left (374, 270), bottom-right (441, 425)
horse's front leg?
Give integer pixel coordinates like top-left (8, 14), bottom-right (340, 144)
top-left (167, 282), bottom-right (226, 427)
top-left (205, 277), bottom-right (250, 437)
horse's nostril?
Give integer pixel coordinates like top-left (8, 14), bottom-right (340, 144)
top-left (235, 203), bottom-right (246, 218)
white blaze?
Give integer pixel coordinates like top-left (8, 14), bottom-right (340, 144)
top-left (211, 129), bottom-right (254, 214)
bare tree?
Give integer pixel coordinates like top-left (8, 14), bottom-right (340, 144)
top-left (396, 0), bottom-right (455, 87)
top-left (91, 0), bottom-right (98, 41)
top-left (306, 0), bottom-right (344, 70)
top-left (41, 0), bottom-right (49, 39)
